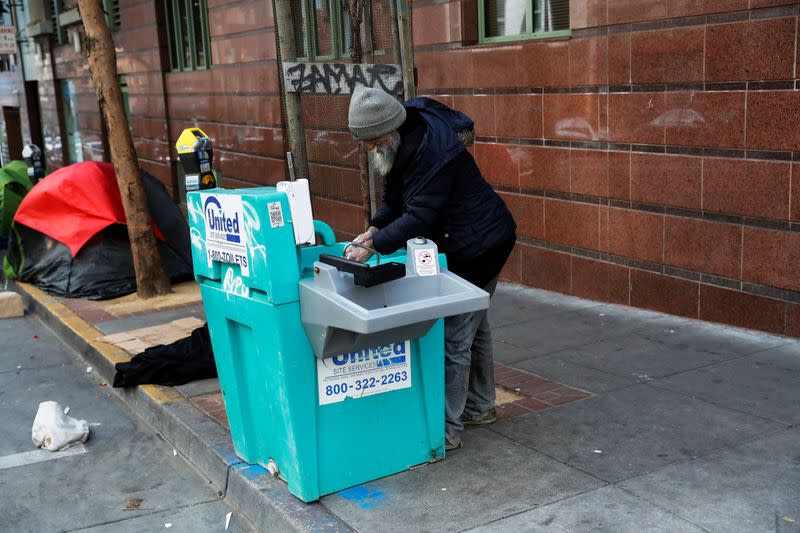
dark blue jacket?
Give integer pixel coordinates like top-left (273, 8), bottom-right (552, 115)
top-left (371, 98), bottom-right (516, 269)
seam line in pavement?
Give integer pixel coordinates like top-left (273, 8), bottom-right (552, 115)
top-left (539, 337), bottom-right (793, 386)
top-left (489, 387), bottom-right (790, 486)
top-left (456, 484), bottom-right (612, 533)
top-left (610, 425), bottom-right (793, 486)
top-left (62, 497), bottom-right (223, 532)
top-left (485, 425), bottom-right (609, 484)
top-left (646, 379), bottom-right (799, 427)
top-left (615, 485), bottom-right (714, 533)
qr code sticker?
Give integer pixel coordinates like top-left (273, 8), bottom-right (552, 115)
top-left (268, 201), bottom-right (284, 228)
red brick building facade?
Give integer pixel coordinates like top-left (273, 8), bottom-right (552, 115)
top-left (4, 0), bottom-right (800, 337)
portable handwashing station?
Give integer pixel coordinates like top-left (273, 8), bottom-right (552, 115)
top-left (186, 173), bottom-right (488, 502)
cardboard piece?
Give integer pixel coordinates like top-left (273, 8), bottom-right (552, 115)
top-left (0, 291), bottom-right (24, 319)
top-left (97, 316), bottom-right (206, 355)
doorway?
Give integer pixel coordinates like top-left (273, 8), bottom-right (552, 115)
top-left (3, 106), bottom-right (22, 161)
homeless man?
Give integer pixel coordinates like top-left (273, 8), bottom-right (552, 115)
top-left (345, 87), bottom-right (517, 450)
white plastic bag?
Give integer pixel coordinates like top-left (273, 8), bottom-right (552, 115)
top-left (31, 401), bottom-right (89, 451)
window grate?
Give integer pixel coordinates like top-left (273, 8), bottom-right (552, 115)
top-left (50, 0), bottom-right (65, 45)
top-left (291, 0), bottom-right (353, 61)
top-left (164, 0), bottom-right (211, 71)
top-left (103, 0), bottom-right (121, 29)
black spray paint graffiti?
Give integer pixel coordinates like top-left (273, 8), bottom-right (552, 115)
top-left (283, 62), bottom-right (404, 95)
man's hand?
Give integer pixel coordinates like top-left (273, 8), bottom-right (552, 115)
top-left (346, 226), bottom-right (379, 262)
top-left (346, 239), bottom-right (374, 262)
top-left (352, 226), bottom-right (378, 246)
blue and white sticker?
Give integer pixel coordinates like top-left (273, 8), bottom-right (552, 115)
top-left (201, 193), bottom-right (250, 276)
top-left (185, 174), bottom-right (200, 191)
top-left (317, 341), bottom-right (412, 405)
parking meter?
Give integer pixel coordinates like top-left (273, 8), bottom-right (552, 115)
top-left (22, 144), bottom-right (44, 184)
top-left (176, 128), bottom-right (216, 191)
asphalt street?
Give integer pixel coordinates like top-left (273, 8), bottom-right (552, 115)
top-left (0, 313), bottom-right (254, 533)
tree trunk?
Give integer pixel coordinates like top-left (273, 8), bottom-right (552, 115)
top-left (78, 0), bottom-right (171, 298)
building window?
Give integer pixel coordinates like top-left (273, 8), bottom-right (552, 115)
top-left (164, 0), bottom-right (211, 71)
top-left (293, 0), bottom-right (353, 61)
top-left (103, 0), bottom-right (121, 29)
top-left (479, 0), bottom-right (569, 43)
top-left (50, 0), bottom-right (65, 45)
top-left (60, 80), bottom-right (83, 164)
top-left (0, 55), bottom-right (16, 72)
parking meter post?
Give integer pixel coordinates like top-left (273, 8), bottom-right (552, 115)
top-left (22, 144), bottom-right (44, 184)
top-left (176, 128), bottom-right (216, 192)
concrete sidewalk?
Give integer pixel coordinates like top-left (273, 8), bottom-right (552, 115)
top-left (13, 279), bottom-right (800, 532)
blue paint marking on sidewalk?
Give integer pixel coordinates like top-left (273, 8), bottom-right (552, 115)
top-left (234, 463), bottom-right (269, 480)
top-left (337, 485), bottom-right (387, 509)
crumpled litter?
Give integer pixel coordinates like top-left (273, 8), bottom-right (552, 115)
top-left (31, 401), bottom-right (90, 451)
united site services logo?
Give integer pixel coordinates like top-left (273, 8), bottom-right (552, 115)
top-left (332, 342), bottom-right (408, 368)
top-left (204, 196), bottom-right (241, 243)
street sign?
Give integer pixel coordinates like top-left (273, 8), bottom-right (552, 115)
top-left (0, 26), bottom-right (16, 55)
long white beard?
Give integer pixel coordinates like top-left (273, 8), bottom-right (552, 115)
top-left (368, 131), bottom-right (401, 177)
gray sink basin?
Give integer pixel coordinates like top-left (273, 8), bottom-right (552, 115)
top-left (300, 262), bottom-right (489, 358)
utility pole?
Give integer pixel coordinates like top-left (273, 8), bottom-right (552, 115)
top-left (78, 0), bottom-right (171, 298)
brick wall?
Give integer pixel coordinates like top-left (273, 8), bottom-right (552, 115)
top-left (412, 0), bottom-right (800, 337)
top-left (165, 0), bottom-right (285, 194)
top-left (116, 0), bottom-right (172, 190)
top-left (39, 0), bottom-right (285, 195)
top-left (42, 0), bottom-right (173, 190)
top-left (53, 34), bottom-right (104, 164)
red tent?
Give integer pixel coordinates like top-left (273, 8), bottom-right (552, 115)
top-left (14, 162), bottom-right (162, 256)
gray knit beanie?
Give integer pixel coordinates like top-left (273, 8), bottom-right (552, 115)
top-left (348, 86), bottom-right (407, 141)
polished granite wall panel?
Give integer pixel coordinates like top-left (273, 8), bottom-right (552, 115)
top-left (702, 159), bottom-right (791, 220)
top-left (453, 93), bottom-right (497, 136)
top-left (570, 0), bottom-right (608, 29)
top-left (474, 142), bottom-right (523, 189)
top-left (663, 216), bottom-right (743, 279)
top-left (742, 228), bottom-right (800, 293)
top-left (412, 2), bottom-right (462, 46)
top-left (499, 192), bottom-right (546, 240)
top-left (630, 27), bottom-right (705, 84)
top-left (705, 17), bottom-right (796, 81)
top-left (570, 149), bottom-right (611, 197)
top-left (518, 146), bottom-right (571, 192)
top-left (607, 92), bottom-right (666, 144)
top-left (747, 91), bottom-right (800, 151)
top-left (569, 35), bottom-right (609, 87)
top-left (495, 93), bottom-right (545, 139)
top-left (698, 284), bottom-right (786, 334)
top-left (607, 208), bottom-right (665, 264)
top-left (544, 199), bottom-right (602, 250)
top-left (412, 0), bottom-right (800, 336)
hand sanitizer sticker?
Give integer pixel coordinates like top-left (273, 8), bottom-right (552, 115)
top-left (414, 248), bottom-right (437, 277)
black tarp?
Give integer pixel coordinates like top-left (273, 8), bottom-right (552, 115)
top-left (5, 171), bottom-right (193, 299)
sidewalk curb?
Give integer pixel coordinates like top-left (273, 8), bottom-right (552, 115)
top-left (14, 281), bottom-right (353, 533)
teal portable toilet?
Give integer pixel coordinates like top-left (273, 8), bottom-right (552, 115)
top-left (187, 184), bottom-right (488, 502)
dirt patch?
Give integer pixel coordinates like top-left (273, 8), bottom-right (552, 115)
top-left (495, 385), bottom-right (526, 405)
